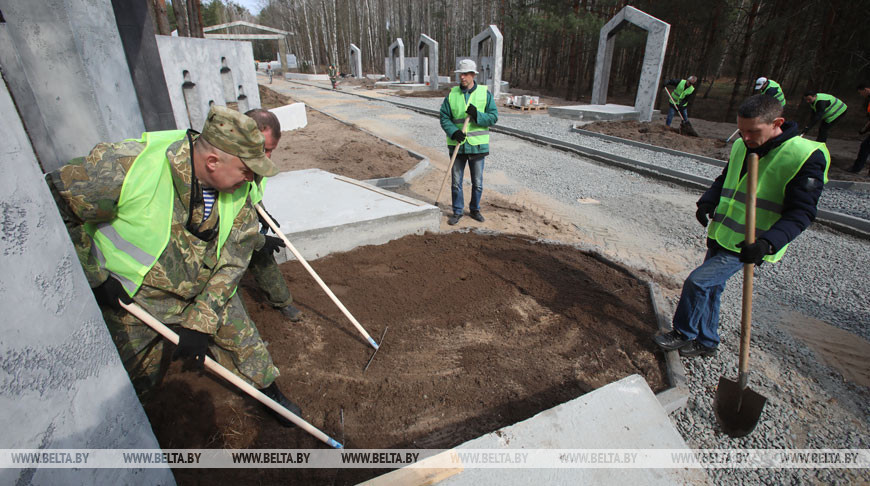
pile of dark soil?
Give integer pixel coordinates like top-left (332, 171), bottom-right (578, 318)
top-left (143, 232), bottom-right (668, 485)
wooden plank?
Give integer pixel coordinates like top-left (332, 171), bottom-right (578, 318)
top-left (358, 450), bottom-right (463, 486)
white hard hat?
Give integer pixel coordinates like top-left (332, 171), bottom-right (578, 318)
top-left (754, 77), bottom-right (768, 90)
top-left (455, 59), bottom-right (478, 74)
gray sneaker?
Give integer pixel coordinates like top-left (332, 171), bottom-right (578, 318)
top-left (653, 330), bottom-right (692, 351)
top-left (447, 214), bottom-right (462, 225)
top-left (470, 210), bottom-right (485, 222)
top-left (678, 341), bottom-right (718, 357)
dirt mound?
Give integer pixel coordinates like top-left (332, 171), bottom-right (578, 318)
top-left (580, 120), bottom-right (732, 160)
top-left (144, 232), bottom-right (668, 485)
top-left (259, 84), bottom-right (293, 109)
top-left (397, 88), bottom-right (450, 98)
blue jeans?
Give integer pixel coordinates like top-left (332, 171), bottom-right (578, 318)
top-left (852, 134), bottom-right (870, 171)
top-left (451, 154), bottom-right (485, 215)
top-left (666, 106), bottom-right (688, 127)
top-left (672, 247), bottom-right (744, 348)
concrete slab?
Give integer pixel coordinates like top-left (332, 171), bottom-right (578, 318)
top-left (285, 73), bottom-right (329, 81)
top-left (377, 82), bottom-right (432, 91)
top-left (262, 169), bottom-right (440, 261)
top-left (368, 375), bottom-right (709, 485)
top-left (550, 104), bottom-right (660, 122)
top-left (269, 102), bottom-right (308, 131)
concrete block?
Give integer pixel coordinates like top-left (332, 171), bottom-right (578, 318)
top-left (349, 43), bottom-right (363, 78)
top-left (470, 25), bottom-right (504, 98)
top-left (269, 102), bottom-right (308, 131)
top-left (0, 0), bottom-right (145, 172)
top-left (418, 34), bottom-right (439, 90)
top-left (155, 35), bottom-right (261, 130)
top-left (0, 78), bottom-right (173, 485)
top-left (387, 38), bottom-right (405, 82)
top-left (284, 72), bottom-right (329, 81)
top-left (262, 169), bottom-right (440, 261)
top-left (550, 103), bottom-right (643, 121)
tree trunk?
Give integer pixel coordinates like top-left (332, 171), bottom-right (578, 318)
top-left (151, 0), bottom-right (171, 35)
top-left (175, 0), bottom-right (190, 37)
top-left (725, 0), bottom-right (760, 121)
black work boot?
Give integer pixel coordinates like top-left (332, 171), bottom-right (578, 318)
top-left (279, 304), bottom-right (303, 322)
top-left (260, 382), bottom-right (302, 428)
top-left (678, 341), bottom-right (718, 357)
top-left (653, 330), bottom-right (692, 351)
top-left (447, 214), bottom-right (463, 225)
top-left (470, 210), bottom-right (485, 222)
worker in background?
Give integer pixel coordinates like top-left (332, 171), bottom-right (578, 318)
top-left (47, 106), bottom-right (302, 427)
top-left (654, 94), bottom-right (830, 357)
top-left (754, 77), bottom-right (786, 106)
top-left (848, 82), bottom-right (870, 174)
top-left (802, 91), bottom-right (847, 142)
top-left (664, 76), bottom-right (697, 127)
top-left (328, 64), bottom-right (338, 90)
top-left (244, 108), bottom-right (304, 322)
top-left (439, 59), bottom-right (499, 226)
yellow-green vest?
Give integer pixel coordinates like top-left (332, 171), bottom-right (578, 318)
top-left (763, 79), bottom-right (786, 106)
top-left (708, 137), bottom-right (829, 263)
top-left (249, 177), bottom-right (268, 205)
top-left (813, 94), bottom-right (847, 123)
top-left (671, 79), bottom-right (695, 106)
top-left (84, 130), bottom-right (251, 296)
top-left (446, 84), bottom-right (490, 146)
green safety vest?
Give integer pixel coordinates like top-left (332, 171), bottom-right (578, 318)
top-left (763, 79), bottom-right (786, 106)
top-left (671, 79), bottom-right (695, 106)
top-left (446, 84), bottom-right (490, 146)
top-left (707, 137), bottom-right (829, 263)
top-left (249, 177), bottom-right (268, 205)
top-left (813, 94), bottom-right (847, 123)
top-left (84, 130), bottom-right (251, 296)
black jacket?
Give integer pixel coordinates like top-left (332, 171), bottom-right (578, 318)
top-left (698, 121), bottom-right (827, 253)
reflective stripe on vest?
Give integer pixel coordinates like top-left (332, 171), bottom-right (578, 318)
top-left (671, 79), bottom-right (695, 105)
top-left (85, 131), bottom-right (251, 296)
top-left (446, 85), bottom-right (490, 146)
top-left (813, 94), bottom-right (847, 123)
top-left (764, 79), bottom-right (786, 106)
top-left (707, 137), bottom-right (829, 263)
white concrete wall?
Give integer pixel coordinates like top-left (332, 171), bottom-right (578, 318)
top-left (0, 80), bottom-right (173, 485)
top-left (155, 35), bottom-right (262, 130)
top-left (0, 0), bottom-right (145, 173)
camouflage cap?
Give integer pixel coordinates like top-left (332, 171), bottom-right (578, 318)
top-left (201, 105), bottom-right (279, 177)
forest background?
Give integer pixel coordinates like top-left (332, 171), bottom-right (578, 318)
top-left (152, 0), bottom-right (869, 129)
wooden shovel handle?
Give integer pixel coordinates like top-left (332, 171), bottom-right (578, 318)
top-left (739, 153), bottom-right (759, 379)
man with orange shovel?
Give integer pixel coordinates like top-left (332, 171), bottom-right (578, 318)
top-left (653, 94), bottom-right (830, 358)
top-left (47, 106), bottom-right (303, 429)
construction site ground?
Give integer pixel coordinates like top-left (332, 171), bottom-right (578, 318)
top-left (145, 81), bottom-right (869, 485)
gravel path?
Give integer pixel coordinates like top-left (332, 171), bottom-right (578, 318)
top-left (278, 82), bottom-right (870, 484)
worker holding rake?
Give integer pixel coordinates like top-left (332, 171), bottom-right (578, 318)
top-left (48, 106), bottom-right (301, 427)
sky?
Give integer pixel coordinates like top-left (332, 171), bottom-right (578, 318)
top-left (232, 0), bottom-right (264, 16)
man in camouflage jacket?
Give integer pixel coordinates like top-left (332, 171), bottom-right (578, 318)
top-left (48, 106), bottom-right (300, 426)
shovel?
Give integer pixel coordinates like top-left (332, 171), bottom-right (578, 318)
top-left (663, 87), bottom-right (699, 137)
top-left (120, 301), bottom-right (343, 449)
top-left (435, 117), bottom-right (471, 207)
top-left (723, 129), bottom-right (740, 143)
top-left (713, 152), bottom-right (768, 437)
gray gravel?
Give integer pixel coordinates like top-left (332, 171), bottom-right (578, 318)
top-left (280, 82), bottom-right (870, 484)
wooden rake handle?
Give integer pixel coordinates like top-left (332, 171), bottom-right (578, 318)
top-left (120, 301), bottom-right (343, 449)
top-left (435, 117), bottom-right (471, 206)
top-left (255, 204), bottom-right (378, 350)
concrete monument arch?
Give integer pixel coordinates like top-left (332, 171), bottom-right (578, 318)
top-left (470, 25), bottom-right (504, 98)
top-left (349, 43), bottom-right (362, 78)
top-left (590, 6), bottom-right (670, 122)
top-left (387, 38), bottom-right (405, 82)
top-left (417, 34), bottom-right (439, 89)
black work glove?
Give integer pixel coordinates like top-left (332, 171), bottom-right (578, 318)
top-left (465, 104), bottom-right (478, 122)
top-left (257, 205), bottom-right (280, 231)
top-left (451, 130), bottom-right (466, 143)
top-left (92, 277), bottom-right (133, 310)
top-left (172, 328), bottom-right (210, 370)
top-left (695, 202), bottom-right (716, 227)
top-left (261, 235), bottom-right (285, 254)
top-left (736, 239), bottom-right (771, 266)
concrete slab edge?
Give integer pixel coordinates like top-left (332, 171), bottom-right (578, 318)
top-left (286, 80), bottom-right (870, 240)
top-left (570, 125), bottom-right (727, 167)
top-left (302, 102), bottom-right (431, 188)
top-left (459, 228), bottom-right (688, 413)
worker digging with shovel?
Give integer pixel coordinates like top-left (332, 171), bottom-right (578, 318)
top-left (653, 94), bottom-right (830, 434)
top-left (664, 75), bottom-right (699, 137)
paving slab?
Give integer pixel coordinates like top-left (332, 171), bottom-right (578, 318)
top-left (365, 375), bottom-right (709, 485)
top-left (262, 169), bottom-right (440, 261)
top-left (550, 103), bottom-right (660, 121)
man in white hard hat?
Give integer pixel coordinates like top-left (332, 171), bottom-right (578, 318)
top-left (439, 59), bottom-right (499, 225)
top-left (754, 77), bottom-right (786, 106)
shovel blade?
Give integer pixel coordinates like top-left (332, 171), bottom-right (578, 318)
top-left (714, 376), bottom-right (767, 438)
top-left (680, 120), bottom-right (700, 137)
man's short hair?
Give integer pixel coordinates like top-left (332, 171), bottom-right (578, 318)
top-left (858, 82), bottom-right (870, 91)
top-left (803, 90), bottom-right (816, 98)
top-left (737, 94), bottom-right (784, 123)
top-left (245, 109), bottom-right (281, 140)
